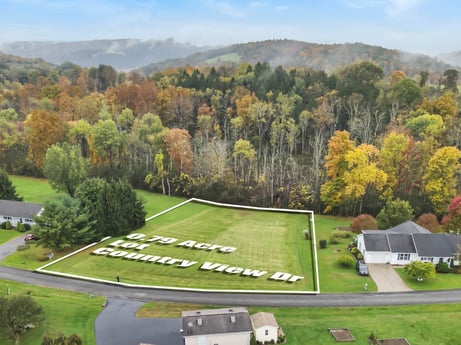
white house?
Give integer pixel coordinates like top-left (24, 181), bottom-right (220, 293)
top-left (0, 199), bottom-right (43, 227)
top-left (357, 221), bottom-right (461, 266)
top-left (250, 312), bottom-right (282, 344)
top-left (182, 307), bottom-right (252, 345)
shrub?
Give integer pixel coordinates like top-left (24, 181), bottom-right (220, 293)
top-left (16, 222), bottom-right (25, 232)
top-left (0, 222), bottom-right (5, 229)
top-left (4, 220), bottom-right (12, 230)
top-left (319, 239), bottom-right (327, 249)
top-left (350, 214), bottom-right (378, 233)
top-left (415, 212), bottom-right (440, 233)
top-left (436, 261), bottom-right (451, 273)
top-left (356, 253), bottom-right (363, 260)
top-left (337, 255), bottom-right (355, 268)
top-left (350, 247), bottom-right (359, 255)
top-left (17, 244), bottom-right (30, 251)
top-left (23, 223), bottom-right (32, 231)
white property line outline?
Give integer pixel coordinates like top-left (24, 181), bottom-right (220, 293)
top-left (37, 198), bottom-right (320, 294)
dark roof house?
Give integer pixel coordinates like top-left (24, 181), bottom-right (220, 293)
top-left (0, 199), bottom-right (43, 226)
top-left (182, 307), bottom-right (252, 345)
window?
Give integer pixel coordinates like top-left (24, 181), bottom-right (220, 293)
top-left (265, 329), bottom-right (269, 336)
top-left (420, 257), bottom-right (433, 262)
top-left (397, 253), bottom-right (410, 261)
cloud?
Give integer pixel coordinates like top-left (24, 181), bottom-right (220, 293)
top-left (342, 0), bottom-right (424, 15)
top-left (202, 0), bottom-right (246, 18)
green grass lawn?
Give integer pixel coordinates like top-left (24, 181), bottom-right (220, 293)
top-left (42, 201), bottom-right (316, 291)
top-left (137, 301), bottom-right (461, 345)
top-left (0, 229), bottom-right (21, 244)
top-left (0, 279), bottom-right (104, 345)
top-left (10, 175), bottom-right (61, 203)
top-left (395, 267), bottom-right (461, 290)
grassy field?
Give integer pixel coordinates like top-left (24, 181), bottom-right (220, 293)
top-left (138, 301), bottom-right (461, 345)
top-left (42, 200), bottom-right (316, 291)
top-left (0, 279), bottom-right (104, 345)
top-left (2, 176), bottom-right (461, 345)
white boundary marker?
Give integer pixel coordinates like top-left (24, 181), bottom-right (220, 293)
top-left (37, 198), bottom-right (320, 294)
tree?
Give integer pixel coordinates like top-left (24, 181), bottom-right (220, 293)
top-left (92, 119), bottom-right (123, 169)
top-left (163, 128), bottom-right (193, 174)
top-left (442, 69), bottom-right (459, 93)
top-left (350, 214), bottom-right (378, 233)
top-left (342, 144), bottom-right (387, 214)
top-left (33, 195), bottom-right (96, 250)
top-left (320, 130), bottom-right (355, 214)
top-left (0, 169), bottom-right (22, 201)
top-left (441, 196), bottom-right (461, 233)
top-left (232, 139), bottom-right (256, 185)
top-left (423, 146), bottom-right (461, 215)
top-left (0, 295), bottom-right (44, 344)
top-left (24, 109), bottom-right (65, 168)
top-left (404, 261), bottom-right (436, 281)
top-left (43, 143), bottom-right (89, 197)
top-left (75, 178), bottom-right (146, 237)
top-left (376, 198), bottom-right (414, 229)
top-left (415, 213), bottom-right (439, 233)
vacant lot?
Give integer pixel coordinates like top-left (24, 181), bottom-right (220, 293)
top-left (42, 200), bottom-right (317, 291)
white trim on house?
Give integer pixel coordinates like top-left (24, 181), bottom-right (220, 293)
top-left (357, 222), bottom-right (461, 266)
top-left (0, 199), bottom-right (43, 227)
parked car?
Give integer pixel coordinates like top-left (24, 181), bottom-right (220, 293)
top-left (24, 234), bottom-right (39, 241)
top-left (356, 260), bottom-right (369, 276)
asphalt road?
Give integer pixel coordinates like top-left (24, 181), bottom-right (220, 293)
top-left (1, 236), bottom-right (461, 308)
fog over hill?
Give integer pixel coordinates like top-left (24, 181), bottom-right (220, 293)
top-left (0, 39), bottom-right (211, 70)
top-left (0, 39), bottom-right (459, 78)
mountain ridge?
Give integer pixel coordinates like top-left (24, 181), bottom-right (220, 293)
top-left (1, 39), bottom-right (459, 77)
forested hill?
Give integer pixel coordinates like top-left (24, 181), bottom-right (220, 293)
top-left (0, 39), bottom-right (209, 70)
top-left (139, 40), bottom-right (455, 76)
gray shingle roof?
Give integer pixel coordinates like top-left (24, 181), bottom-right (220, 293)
top-left (0, 199), bottom-right (43, 219)
top-left (387, 221), bottom-right (430, 234)
top-left (363, 233), bottom-right (390, 251)
top-left (182, 307), bottom-right (252, 337)
top-left (388, 233), bottom-right (416, 253)
top-left (412, 234), bottom-right (458, 257)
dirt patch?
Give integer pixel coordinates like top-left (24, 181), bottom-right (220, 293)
top-left (377, 338), bottom-right (410, 345)
top-left (329, 328), bottom-right (355, 342)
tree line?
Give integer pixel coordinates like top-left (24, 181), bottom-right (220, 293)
top-left (0, 59), bottom-right (460, 221)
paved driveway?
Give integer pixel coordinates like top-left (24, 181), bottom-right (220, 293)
top-left (367, 264), bottom-right (412, 292)
top-left (95, 298), bottom-right (183, 345)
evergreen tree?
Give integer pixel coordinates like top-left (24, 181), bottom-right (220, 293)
top-left (0, 169), bottom-right (22, 201)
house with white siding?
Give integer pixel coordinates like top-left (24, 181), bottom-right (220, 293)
top-left (182, 307), bottom-right (252, 345)
top-left (250, 312), bottom-right (282, 344)
top-left (0, 199), bottom-right (43, 227)
top-left (357, 221), bottom-right (461, 266)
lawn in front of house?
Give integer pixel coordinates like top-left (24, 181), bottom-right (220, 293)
top-left (138, 301), bottom-right (461, 345)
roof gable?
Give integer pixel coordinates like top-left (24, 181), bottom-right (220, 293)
top-left (387, 221), bottom-right (430, 234)
top-left (251, 312), bottom-right (279, 329)
top-left (0, 199), bottom-right (43, 219)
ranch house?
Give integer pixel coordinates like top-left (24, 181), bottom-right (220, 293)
top-left (0, 199), bottom-right (43, 227)
top-left (182, 307), bottom-right (253, 345)
top-left (357, 221), bottom-right (461, 266)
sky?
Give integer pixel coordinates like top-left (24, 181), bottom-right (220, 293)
top-left (0, 0), bottom-right (459, 56)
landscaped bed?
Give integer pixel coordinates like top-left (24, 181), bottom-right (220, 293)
top-left (37, 199), bottom-right (318, 292)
